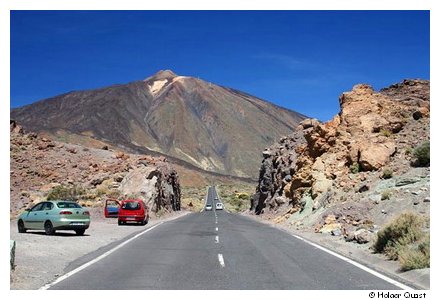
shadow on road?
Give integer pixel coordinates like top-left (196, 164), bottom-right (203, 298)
top-left (22, 231), bottom-right (91, 237)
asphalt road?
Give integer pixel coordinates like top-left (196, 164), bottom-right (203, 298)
top-left (49, 186), bottom-right (403, 290)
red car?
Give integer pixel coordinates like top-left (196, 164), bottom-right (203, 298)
top-left (117, 199), bottom-right (149, 226)
top-left (104, 199), bottom-right (150, 226)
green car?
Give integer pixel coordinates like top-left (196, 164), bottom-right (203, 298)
top-left (17, 200), bottom-right (91, 235)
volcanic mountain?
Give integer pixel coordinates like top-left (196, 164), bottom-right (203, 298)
top-left (11, 70), bottom-right (306, 178)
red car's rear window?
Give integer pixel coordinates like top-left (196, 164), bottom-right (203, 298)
top-left (121, 201), bottom-right (141, 210)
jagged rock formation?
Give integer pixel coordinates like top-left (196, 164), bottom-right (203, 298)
top-left (10, 121), bottom-right (181, 215)
top-left (251, 131), bottom-right (305, 214)
top-left (119, 164), bottom-right (181, 212)
top-left (251, 79), bottom-right (430, 237)
top-left (11, 70), bottom-right (306, 179)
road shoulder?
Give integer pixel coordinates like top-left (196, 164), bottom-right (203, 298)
top-left (241, 213), bottom-right (430, 290)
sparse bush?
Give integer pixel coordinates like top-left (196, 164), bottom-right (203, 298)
top-left (46, 185), bottom-right (85, 201)
top-left (413, 141), bottom-right (430, 167)
top-left (399, 236), bottom-right (430, 271)
top-left (95, 179), bottom-right (115, 197)
top-left (381, 190), bottom-right (392, 200)
top-left (237, 193), bottom-right (250, 200)
top-left (381, 169), bottom-right (393, 179)
top-left (374, 212), bottom-right (429, 271)
top-left (350, 162), bottom-right (360, 174)
top-left (380, 129), bottom-right (392, 137)
top-left (374, 212), bottom-right (425, 255)
top-left (228, 197), bottom-right (247, 212)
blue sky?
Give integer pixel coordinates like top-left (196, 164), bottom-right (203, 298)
top-left (10, 11), bottom-right (429, 121)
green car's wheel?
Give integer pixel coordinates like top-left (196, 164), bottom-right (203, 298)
top-left (18, 220), bottom-right (27, 233)
top-left (44, 221), bottom-right (55, 235)
top-left (75, 229), bottom-right (85, 236)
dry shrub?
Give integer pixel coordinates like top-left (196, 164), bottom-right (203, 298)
top-left (374, 212), bottom-right (429, 271)
top-left (398, 235), bottom-right (430, 271)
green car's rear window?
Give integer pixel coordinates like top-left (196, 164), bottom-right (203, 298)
top-left (56, 202), bottom-right (82, 209)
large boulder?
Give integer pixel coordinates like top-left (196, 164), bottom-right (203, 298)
top-left (359, 142), bottom-right (396, 171)
top-left (119, 164), bottom-right (180, 212)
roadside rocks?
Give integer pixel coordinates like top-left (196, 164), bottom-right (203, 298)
top-left (115, 151), bottom-right (130, 160)
top-left (395, 177), bottom-right (421, 187)
top-left (10, 121), bottom-right (181, 217)
top-left (10, 240), bottom-right (16, 270)
top-left (119, 164), bottom-right (181, 212)
top-left (358, 142), bottom-right (396, 171)
top-left (251, 79), bottom-right (430, 236)
top-left (345, 228), bottom-right (372, 244)
top-left (251, 131), bottom-right (305, 214)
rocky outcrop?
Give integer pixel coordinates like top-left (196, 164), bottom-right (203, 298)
top-left (252, 79), bottom-right (430, 241)
top-left (251, 131), bottom-right (305, 214)
top-left (119, 164), bottom-right (181, 212)
top-left (10, 240), bottom-right (16, 270)
top-left (10, 122), bottom-right (181, 216)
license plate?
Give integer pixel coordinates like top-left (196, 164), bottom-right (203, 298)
top-left (70, 222), bottom-right (85, 226)
top-left (126, 217), bottom-right (136, 220)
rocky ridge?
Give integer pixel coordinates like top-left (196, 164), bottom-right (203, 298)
top-left (251, 79), bottom-right (430, 243)
top-left (10, 120), bottom-right (181, 216)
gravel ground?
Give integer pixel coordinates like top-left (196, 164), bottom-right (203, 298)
top-left (10, 208), bottom-right (190, 290)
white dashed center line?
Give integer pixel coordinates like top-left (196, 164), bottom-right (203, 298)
top-left (215, 235), bottom-right (219, 243)
top-left (218, 254), bottom-right (225, 267)
top-left (215, 227), bottom-right (218, 231)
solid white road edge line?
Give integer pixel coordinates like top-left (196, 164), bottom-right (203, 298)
top-left (215, 235), bottom-right (219, 243)
top-left (39, 222), bottom-right (164, 290)
top-left (290, 233), bottom-right (414, 290)
top-left (200, 186), bottom-right (210, 213)
top-left (214, 186), bottom-right (229, 213)
top-left (218, 254), bottom-right (225, 267)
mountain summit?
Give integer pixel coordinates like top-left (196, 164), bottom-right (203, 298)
top-left (146, 69), bottom-right (178, 80)
top-left (11, 70), bottom-right (307, 178)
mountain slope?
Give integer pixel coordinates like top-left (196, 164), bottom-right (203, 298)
top-left (11, 70), bottom-right (306, 178)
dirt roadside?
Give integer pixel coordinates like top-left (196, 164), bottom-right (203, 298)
top-left (243, 213), bottom-right (430, 290)
top-left (10, 208), bottom-right (190, 290)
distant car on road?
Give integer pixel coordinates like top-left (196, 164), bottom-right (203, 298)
top-left (17, 200), bottom-right (90, 235)
top-left (214, 197), bottom-right (219, 200)
top-left (205, 204), bottom-right (213, 211)
top-left (118, 199), bottom-right (149, 226)
top-left (215, 203), bottom-right (223, 210)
